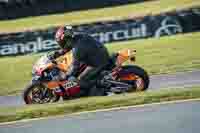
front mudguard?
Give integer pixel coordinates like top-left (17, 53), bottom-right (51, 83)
top-left (31, 75), bottom-right (41, 85)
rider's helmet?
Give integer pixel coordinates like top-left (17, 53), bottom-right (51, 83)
top-left (55, 25), bottom-right (74, 50)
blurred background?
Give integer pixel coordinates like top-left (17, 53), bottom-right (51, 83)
top-left (0, 0), bottom-right (152, 20)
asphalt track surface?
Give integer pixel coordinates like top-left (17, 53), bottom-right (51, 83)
top-left (0, 100), bottom-right (200, 133)
top-left (0, 71), bottom-right (200, 107)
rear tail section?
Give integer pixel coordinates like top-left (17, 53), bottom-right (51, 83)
top-left (116, 49), bottom-right (136, 65)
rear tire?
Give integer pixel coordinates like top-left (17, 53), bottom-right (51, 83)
top-left (119, 65), bottom-right (149, 91)
top-left (23, 83), bottom-right (60, 104)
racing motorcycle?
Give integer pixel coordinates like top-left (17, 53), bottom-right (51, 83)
top-left (23, 49), bottom-right (149, 104)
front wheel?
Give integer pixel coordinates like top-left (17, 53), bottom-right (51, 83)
top-left (23, 83), bottom-right (60, 104)
top-left (118, 65), bottom-right (149, 92)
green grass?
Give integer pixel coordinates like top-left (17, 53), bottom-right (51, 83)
top-left (0, 86), bottom-right (200, 123)
top-left (0, 32), bottom-right (200, 96)
top-left (0, 0), bottom-right (199, 33)
top-left (107, 32), bottom-right (200, 75)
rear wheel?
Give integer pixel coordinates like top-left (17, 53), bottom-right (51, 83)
top-left (118, 65), bottom-right (149, 92)
top-left (23, 83), bottom-right (60, 104)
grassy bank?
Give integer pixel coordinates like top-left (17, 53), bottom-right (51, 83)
top-left (107, 32), bottom-right (200, 75)
top-left (0, 86), bottom-right (200, 123)
top-left (0, 32), bottom-right (200, 96)
top-left (0, 0), bottom-right (199, 33)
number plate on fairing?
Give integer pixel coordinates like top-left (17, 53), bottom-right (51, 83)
top-left (63, 81), bottom-right (78, 89)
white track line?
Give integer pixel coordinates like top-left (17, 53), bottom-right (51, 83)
top-left (0, 98), bottom-right (200, 126)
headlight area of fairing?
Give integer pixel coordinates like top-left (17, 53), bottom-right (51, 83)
top-left (32, 67), bottom-right (62, 82)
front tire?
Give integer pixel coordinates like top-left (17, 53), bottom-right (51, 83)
top-left (118, 65), bottom-right (149, 91)
top-left (23, 83), bottom-right (60, 104)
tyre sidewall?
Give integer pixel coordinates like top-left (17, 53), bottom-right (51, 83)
top-left (119, 65), bottom-right (150, 91)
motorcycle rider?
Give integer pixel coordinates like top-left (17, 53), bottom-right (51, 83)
top-left (48, 25), bottom-right (110, 96)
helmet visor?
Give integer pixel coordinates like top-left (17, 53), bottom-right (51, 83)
top-left (59, 36), bottom-right (72, 49)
